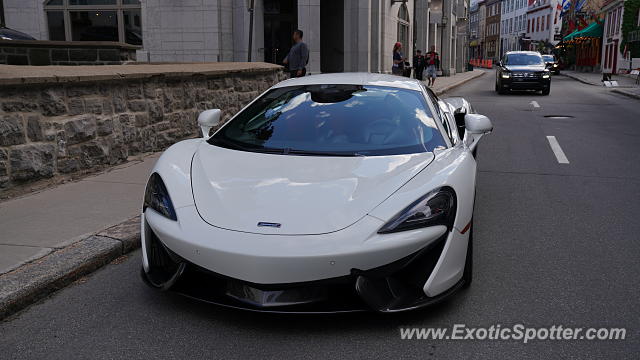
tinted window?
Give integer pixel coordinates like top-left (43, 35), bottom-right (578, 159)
top-left (209, 85), bottom-right (446, 156)
top-left (70, 11), bottom-right (118, 42)
top-left (542, 55), bottom-right (555, 62)
top-left (505, 53), bottom-right (544, 65)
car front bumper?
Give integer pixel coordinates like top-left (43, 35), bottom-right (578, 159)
top-left (501, 77), bottom-right (550, 90)
top-left (141, 205), bottom-right (469, 312)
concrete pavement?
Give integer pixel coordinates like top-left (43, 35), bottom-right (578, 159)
top-left (0, 153), bottom-right (158, 274)
top-left (428, 69), bottom-right (487, 95)
top-left (561, 70), bottom-right (639, 88)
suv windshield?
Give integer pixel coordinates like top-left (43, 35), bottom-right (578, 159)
top-left (504, 53), bottom-right (544, 66)
top-left (208, 84), bottom-right (446, 156)
top-left (542, 55), bottom-right (555, 62)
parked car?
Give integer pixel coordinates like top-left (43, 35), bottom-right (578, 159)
top-left (140, 73), bottom-right (493, 313)
top-left (542, 54), bottom-right (560, 74)
top-left (0, 27), bottom-right (36, 41)
top-left (495, 51), bottom-right (551, 95)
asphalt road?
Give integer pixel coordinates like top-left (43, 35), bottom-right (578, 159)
top-left (1, 73), bottom-right (639, 359)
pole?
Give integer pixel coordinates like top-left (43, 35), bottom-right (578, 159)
top-left (247, 0), bottom-right (255, 62)
top-left (0, 0), bottom-right (6, 28)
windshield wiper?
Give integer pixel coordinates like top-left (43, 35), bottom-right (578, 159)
top-left (285, 149), bottom-right (366, 157)
top-left (210, 139), bottom-right (366, 157)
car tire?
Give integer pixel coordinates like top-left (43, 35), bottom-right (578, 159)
top-left (462, 221), bottom-right (473, 288)
top-left (542, 88), bottom-right (550, 96)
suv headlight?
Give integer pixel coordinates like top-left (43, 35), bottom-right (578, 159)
top-left (542, 72), bottom-right (550, 79)
top-left (144, 173), bottom-right (177, 221)
top-left (378, 187), bottom-right (456, 234)
top-left (501, 72), bottom-right (511, 79)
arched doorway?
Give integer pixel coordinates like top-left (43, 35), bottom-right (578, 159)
top-left (397, 3), bottom-right (410, 54)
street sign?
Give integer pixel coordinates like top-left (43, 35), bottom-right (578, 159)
top-left (554, 34), bottom-right (562, 41)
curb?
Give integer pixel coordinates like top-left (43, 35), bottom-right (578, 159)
top-left (611, 88), bottom-right (640, 100)
top-left (0, 216), bottom-right (141, 320)
top-left (560, 72), bottom-right (600, 86)
top-left (434, 70), bottom-right (486, 95)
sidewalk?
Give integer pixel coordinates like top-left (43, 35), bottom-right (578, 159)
top-left (0, 153), bottom-right (159, 274)
top-left (429, 69), bottom-right (487, 95)
top-left (562, 70), bottom-right (639, 88)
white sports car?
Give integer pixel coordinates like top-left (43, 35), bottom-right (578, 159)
top-left (141, 73), bottom-right (493, 313)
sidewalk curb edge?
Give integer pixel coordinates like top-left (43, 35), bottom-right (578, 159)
top-left (434, 70), bottom-right (486, 95)
top-left (0, 216), bottom-right (141, 321)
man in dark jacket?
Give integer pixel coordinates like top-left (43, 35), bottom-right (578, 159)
top-left (283, 29), bottom-right (309, 78)
top-left (413, 50), bottom-right (425, 80)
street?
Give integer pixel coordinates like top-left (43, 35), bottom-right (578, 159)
top-left (1, 73), bottom-right (639, 359)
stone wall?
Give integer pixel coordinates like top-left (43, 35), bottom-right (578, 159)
top-left (0, 63), bottom-right (285, 194)
top-left (0, 40), bottom-right (138, 66)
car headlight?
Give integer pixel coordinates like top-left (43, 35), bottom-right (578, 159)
top-left (501, 72), bottom-right (511, 79)
top-left (553, 64), bottom-right (558, 67)
top-left (378, 187), bottom-right (456, 234)
top-left (144, 173), bottom-right (177, 221)
top-left (542, 73), bottom-right (550, 79)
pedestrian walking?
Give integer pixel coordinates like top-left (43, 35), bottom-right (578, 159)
top-left (283, 29), bottom-right (309, 78)
top-left (413, 50), bottom-right (425, 80)
top-left (425, 45), bottom-right (440, 87)
top-left (392, 42), bottom-right (406, 76)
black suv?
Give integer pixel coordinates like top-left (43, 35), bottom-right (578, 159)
top-left (495, 51), bottom-right (551, 95)
top-left (542, 54), bottom-right (560, 74)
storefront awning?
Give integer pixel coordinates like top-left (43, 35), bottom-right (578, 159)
top-left (564, 22), bottom-right (603, 42)
top-left (563, 30), bottom-right (580, 42)
top-left (577, 22), bottom-right (603, 38)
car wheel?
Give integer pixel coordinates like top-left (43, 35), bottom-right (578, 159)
top-left (542, 88), bottom-right (550, 96)
top-left (462, 221), bottom-right (473, 288)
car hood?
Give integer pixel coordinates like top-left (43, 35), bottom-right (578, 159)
top-left (504, 65), bottom-right (546, 72)
top-left (191, 143), bottom-right (435, 235)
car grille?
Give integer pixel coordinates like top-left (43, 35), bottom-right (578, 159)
top-left (512, 72), bottom-right (540, 78)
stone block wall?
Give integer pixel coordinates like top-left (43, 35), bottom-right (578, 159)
top-left (0, 63), bottom-right (286, 194)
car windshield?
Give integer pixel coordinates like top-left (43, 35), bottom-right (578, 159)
top-left (542, 55), bottom-right (555, 62)
top-left (505, 53), bottom-right (544, 65)
top-left (208, 84), bottom-right (447, 156)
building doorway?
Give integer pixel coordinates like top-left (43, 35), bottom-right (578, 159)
top-left (263, 0), bottom-right (298, 65)
top-left (320, 0), bottom-right (344, 73)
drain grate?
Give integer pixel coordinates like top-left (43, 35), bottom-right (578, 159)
top-left (543, 115), bottom-right (575, 119)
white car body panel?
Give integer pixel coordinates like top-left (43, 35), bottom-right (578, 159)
top-left (141, 72), bottom-right (491, 307)
top-left (191, 142), bottom-right (435, 235)
top-left (144, 206), bottom-right (447, 284)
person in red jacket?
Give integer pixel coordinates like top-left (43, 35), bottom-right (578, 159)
top-left (425, 45), bottom-right (440, 87)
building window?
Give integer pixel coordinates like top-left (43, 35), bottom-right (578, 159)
top-left (397, 3), bottom-right (410, 53)
top-left (44, 0), bottom-right (142, 45)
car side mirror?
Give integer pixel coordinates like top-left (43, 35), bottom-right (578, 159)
top-left (498, 60), bottom-right (503, 67)
top-left (464, 114), bottom-right (493, 134)
top-left (197, 109), bottom-right (222, 138)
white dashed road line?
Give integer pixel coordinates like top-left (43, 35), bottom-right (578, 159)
top-left (546, 136), bottom-right (570, 164)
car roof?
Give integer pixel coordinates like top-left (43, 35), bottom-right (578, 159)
top-left (504, 51), bottom-right (542, 56)
top-left (0, 27), bottom-right (37, 40)
top-left (272, 72), bottom-right (424, 91)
